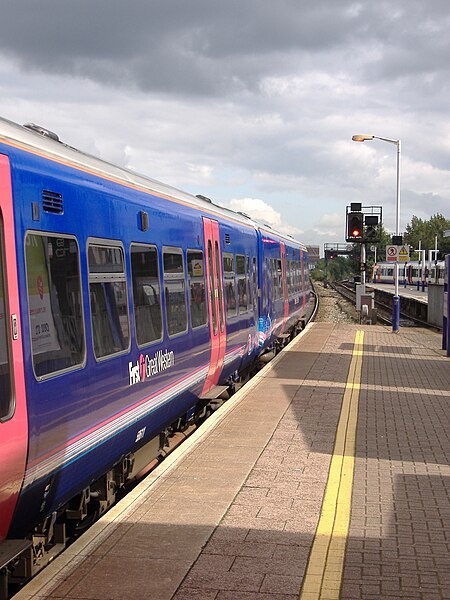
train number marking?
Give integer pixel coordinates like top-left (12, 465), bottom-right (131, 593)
top-left (135, 427), bottom-right (146, 443)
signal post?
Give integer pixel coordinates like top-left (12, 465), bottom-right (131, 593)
top-left (345, 203), bottom-right (382, 288)
top-left (345, 203), bottom-right (382, 323)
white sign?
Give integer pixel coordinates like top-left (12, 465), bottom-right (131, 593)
top-left (386, 245), bottom-right (398, 262)
top-left (386, 245), bottom-right (410, 263)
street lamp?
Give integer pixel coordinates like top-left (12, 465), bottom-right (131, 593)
top-left (352, 134), bottom-right (402, 332)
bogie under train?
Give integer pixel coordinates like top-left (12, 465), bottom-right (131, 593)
top-left (0, 117), bottom-right (310, 593)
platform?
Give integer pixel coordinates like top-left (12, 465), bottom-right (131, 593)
top-left (369, 283), bottom-right (429, 304)
top-left (15, 323), bottom-right (450, 600)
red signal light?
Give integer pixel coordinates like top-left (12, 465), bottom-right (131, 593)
top-left (347, 211), bottom-right (363, 242)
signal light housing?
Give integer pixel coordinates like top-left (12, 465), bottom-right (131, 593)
top-left (346, 211), bottom-right (363, 242)
top-left (364, 215), bottom-right (379, 241)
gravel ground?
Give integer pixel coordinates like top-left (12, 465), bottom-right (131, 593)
top-left (313, 281), bottom-right (358, 323)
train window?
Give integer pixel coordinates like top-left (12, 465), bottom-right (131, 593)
top-left (187, 250), bottom-right (207, 329)
top-left (277, 259), bottom-right (282, 298)
top-left (236, 255), bottom-right (247, 313)
top-left (264, 258), bottom-right (268, 306)
top-left (287, 261), bottom-right (293, 295)
top-left (88, 241), bottom-right (130, 360)
top-left (252, 257), bottom-right (258, 312)
top-left (223, 253), bottom-right (236, 317)
top-left (163, 248), bottom-right (187, 336)
top-left (26, 233), bottom-right (85, 377)
top-left (0, 219), bottom-right (12, 419)
top-left (303, 261), bottom-right (308, 289)
top-left (207, 242), bottom-right (217, 334)
top-left (246, 257), bottom-right (253, 311)
top-left (214, 242), bottom-right (224, 332)
top-left (131, 245), bottom-right (163, 346)
top-left (270, 259), bottom-right (276, 299)
top-left (270, 259), bottom-right (280, 300)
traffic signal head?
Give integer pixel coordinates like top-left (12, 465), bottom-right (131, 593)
top-left (364, 215), bottom-right (379, 241)
top-left (346, 211), bottom-right (363, 242)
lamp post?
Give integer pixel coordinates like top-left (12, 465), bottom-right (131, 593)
top-left (352, 134), bottom-right (401, 332)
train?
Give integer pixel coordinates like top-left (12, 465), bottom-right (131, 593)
top-left (0, 116), bottom-right (311, 590)
top-left (371, 260), bottom-right (446, 285)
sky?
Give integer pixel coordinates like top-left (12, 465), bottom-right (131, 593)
top-left (1, 0), bottom-right (449, 250)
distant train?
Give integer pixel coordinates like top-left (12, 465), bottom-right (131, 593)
top-left (0, 116), bottom-right (311, 589)
top-left (372, 260), bottom-right (446, 285)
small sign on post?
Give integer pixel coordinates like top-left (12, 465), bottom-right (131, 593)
top-left (398, 245), bottom-right (410, 262)
top-left (386, 245), bottom-right (398, 262)
top-left (386, 245), bottom-right (410, 263)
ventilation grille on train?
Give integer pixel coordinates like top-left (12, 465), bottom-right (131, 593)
top-left (42, 190), bottom-right (63, 214)
top-left (225, 233), bottom-right (231, 244)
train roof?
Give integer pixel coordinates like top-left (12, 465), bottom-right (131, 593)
top-left (0, 116), bottom-right (306, 250)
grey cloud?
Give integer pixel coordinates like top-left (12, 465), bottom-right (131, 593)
top-left (404, 191), bottom-right (449, 218)
top-left (1, 0), bottom-right (450, 247)
top-left (7, 0), bottom-right (447, 97)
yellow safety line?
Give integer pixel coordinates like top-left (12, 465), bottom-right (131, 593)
top-left (299, 330), bottom-right (364, 600)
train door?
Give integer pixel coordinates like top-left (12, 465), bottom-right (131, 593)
top-left (0, 155), bottom-right (28, 541)
top-left (279, 241), bottom-right (289, 332)
top-left (201, 217), bottom-right (226, 394)
top-left (407, 264), bottom-right (413, 285)
top-left (300, 248), bottom-right (306, 311)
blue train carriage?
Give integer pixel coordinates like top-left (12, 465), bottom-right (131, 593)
top-left (0, 116), bottom-right (309, 587)
top-left (257, 224), bottom-right (310, 354)
top-left (0, 117), bottom-right (256, 532)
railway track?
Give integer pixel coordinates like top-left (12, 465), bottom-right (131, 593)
top-left (330, 280), bottom-right (438, 329)
top-left (311, 281), bottom-right (357, 324)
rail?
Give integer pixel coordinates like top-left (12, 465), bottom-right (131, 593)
top-left (331, 280), bottom-right (441, 329)
top-left (308, 283), bottom-right (319, 323)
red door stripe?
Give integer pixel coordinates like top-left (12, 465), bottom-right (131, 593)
top-left (201, 218), bottom-right (226, 395)
top-left (0, 155), bottom-right (28, 540)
